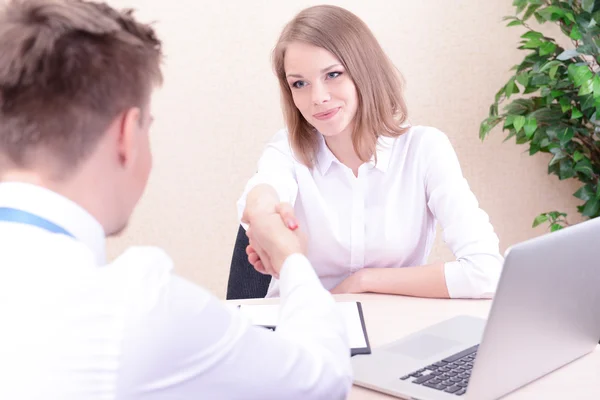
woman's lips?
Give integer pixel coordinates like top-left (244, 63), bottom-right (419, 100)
top-left (313, 107), bottom-right (340, 121)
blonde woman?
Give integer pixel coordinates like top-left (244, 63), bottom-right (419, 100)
top-left (239, 5), bottom-right (503, 299)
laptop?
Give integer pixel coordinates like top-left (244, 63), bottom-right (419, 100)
top-left (351, 216), bottom-right (600, 399)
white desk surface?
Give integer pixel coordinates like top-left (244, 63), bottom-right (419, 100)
top-left (228, 293), bottom-right (600, 399)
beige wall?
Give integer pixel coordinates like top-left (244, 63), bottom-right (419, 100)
top-left (106, 0), bottom-right (582, 298)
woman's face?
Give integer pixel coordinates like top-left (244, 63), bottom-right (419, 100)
top-left (284, 41), bottom-right (358, 139)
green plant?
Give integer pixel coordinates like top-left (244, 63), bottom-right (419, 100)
top-left (480, 0), bottom-right (600, 231)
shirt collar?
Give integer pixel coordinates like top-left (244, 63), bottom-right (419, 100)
top-left (0, 182), bottom-right (106, 265)
top-left (315, 133), bottom-right (395, 175)
top-left (316, 133), bottom-right (337, 175)
top-left (368, 135), bottom-right (394, 173)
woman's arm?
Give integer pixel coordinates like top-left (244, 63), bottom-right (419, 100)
top-left (331, 263), bottom-right (450, 298)
top-left (333, 129), bottom-right (502, 299)
top-left (237, 129), bottom-right (299, 227)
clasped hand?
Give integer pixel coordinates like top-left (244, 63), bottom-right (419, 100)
top-left (241, 202), bottom-right (303, 279)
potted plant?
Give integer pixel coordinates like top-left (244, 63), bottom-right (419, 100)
top-left (480, 0), bottom-right (600, 231)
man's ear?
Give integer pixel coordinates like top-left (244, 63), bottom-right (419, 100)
top-left (116, 107), bottom-right (142, 168)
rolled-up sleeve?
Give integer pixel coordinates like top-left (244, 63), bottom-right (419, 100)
top-left (424, 130), bottom-right (503, 299)
top-left (237, 129), bottom-right (299, 226)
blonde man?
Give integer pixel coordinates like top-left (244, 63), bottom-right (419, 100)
top-left (0, 1), bottom-right (351, 399)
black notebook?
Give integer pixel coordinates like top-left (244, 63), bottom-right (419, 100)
top-left (237, 301), bottom-right (371, 356)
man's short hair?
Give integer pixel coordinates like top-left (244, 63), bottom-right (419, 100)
top-left (0, 0), bottom-right (163, 173)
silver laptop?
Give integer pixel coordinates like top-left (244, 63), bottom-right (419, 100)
top-left (351, 216), bottom-right (600, 400)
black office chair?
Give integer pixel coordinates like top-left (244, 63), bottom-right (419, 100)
top-left (226, 225), bottom-right (271, 300)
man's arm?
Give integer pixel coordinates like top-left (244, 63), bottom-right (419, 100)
top-left (116, 251), bottom-right (351, 400)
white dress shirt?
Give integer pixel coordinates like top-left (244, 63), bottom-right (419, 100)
top-left (0, 182), bottom-right (352, 400)
top-left (238, 126), bottom-right (504, 299)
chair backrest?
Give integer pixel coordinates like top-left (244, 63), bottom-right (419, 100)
top-left (226, 225), bottom-right (271, 300)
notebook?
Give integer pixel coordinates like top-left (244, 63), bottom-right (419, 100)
top-left (237, 301), bottom-right (371, 356)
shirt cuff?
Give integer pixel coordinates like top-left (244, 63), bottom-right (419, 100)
top-left (444, 260), bottom-right (497, 299)
top-left (279, 253), bottom-right (321, 297)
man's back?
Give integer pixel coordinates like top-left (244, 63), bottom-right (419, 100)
top-left (0, 183), bottom-right (352, 400)
top-left (0, 1), bottom-right (352, 398)
top-left (0, 189), bottom-right (170, 399)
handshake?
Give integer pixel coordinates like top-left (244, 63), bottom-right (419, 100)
top-left (242, 201), bottom-right (306, 279)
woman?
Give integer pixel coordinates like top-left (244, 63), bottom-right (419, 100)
top-left (238, 5), bottom-right (503, 299)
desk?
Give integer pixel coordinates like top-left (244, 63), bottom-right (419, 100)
top-left (228, 293), bottom-right (600, 399)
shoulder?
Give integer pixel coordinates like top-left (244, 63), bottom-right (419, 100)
top-left (107, 246), bottom-right (215, 312)
top-left (398, 125), bottom-right (458, 162)
top-left (105, 246), bottom-right (176, 301)
top-left (405, 125), bottom-right (452, 149)
top-left (266, 128), bottom-right (294, 153)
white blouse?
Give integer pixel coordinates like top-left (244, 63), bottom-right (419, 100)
top-left (238, 126), bottom-right (503, 299)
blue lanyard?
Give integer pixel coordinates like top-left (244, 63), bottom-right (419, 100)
top-left (0, 207), bottom-right (75, 238)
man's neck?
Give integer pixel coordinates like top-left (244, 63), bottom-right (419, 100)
top-left (0, 169), bottom-right (112, 234)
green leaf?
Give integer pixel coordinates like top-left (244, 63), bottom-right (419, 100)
top-left (549, 64), bottom-right (560, 79)
top-left (559, 127), bottom-right (575, 144)
top-left (540, 138), bottom-right (551, 148)
top-left (583, 0), bottom-right (596, 14)
top-left (549, 148), bottom-right (566, 165)
top-left (568, 64), bottom-right (594, 87)
top-left (516, 72), bottom-right (529, 87)
top-left (537, 6), bottom-right (566, 21)
top-left (532, 214), bottom-right (548, 227)
top-left (574, 184), bottom-right (595, 201)
top-left (530, 74), bottom-right (551, 86)
top-left (513, 115), bottom-right (526, 132)
top-left (539, 42), bottom-right (557, 56)
top-left (593, 76), bottom-right (600, 97)
top-left (559, 97), bottom-right (572, 112)
top-left (573, 151), bottom-right (585, 162)
top-left (582, 197), bottom-right (600, 217)
top-left (577, 44), bottom-right (597, 55)
top-left (560, 159), bottom-right (576, 179)
top-left (513, 0), bottom-right (527, 14)
top-left (479, 116), bottom-right (503, 139)
top-left (503, 129), bottom-right (517, 142)
top-left (523, 38), bottom-right (543, 49)
top-left (574, 157), bottom-right (595, 178)
top-left (570, 24), bottom-right (582, 40)
top-left (523, 4), bottom-right (542, 21)
top-left (530, 107), bottom-right (564, 124)
top-left (579, 78), bottom-right (594, 96)
top-left (550, 223), bottom-right (564, 232)
top-left (507, 20), bottom-right (524, 27)
top-left (571, 108), bottom-right (583, 119)
top-left (557, 49), bottom-right (580, 60)
top-left (524, 117), bottom-right (537, 138)
top-left (521, 31), bottom-right (544, 40)
top-left (540, 59), bottom-right (562, 72)
top-left (581, 94), bottom-right (596, 110)
top-left (505, 79), bottom-right (518, 97)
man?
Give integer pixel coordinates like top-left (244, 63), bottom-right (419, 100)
top-left (0, 1), bottom-right (351, 399)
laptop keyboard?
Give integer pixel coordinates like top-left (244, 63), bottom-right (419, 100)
top-left (400, 344), bottom-right (478, 396)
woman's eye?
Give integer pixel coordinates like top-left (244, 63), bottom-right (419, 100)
top-left (327, 71), bottom-right (342, 79)
top-left (292, 80), bottom-right (307, 88)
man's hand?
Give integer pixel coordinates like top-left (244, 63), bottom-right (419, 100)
top-left (244, 203), bottom-right (304, 277)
